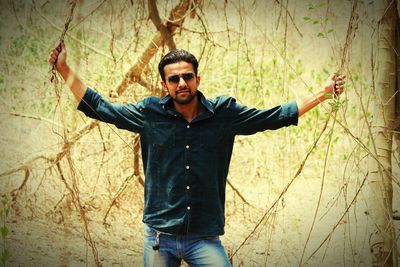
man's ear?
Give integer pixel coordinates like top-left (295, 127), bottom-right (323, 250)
top-left (196, 75), bottom-right (200, 86)
top-left (161, 81), bottom-right (168, 94)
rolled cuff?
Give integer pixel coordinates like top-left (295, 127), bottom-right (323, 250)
top-left (281, 100), bottom-right (299, 126)
top-left (77, 87), bottom-right (96, 113)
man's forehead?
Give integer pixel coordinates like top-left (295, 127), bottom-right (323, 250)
top-left (164, 61), bottom-right (195, 75)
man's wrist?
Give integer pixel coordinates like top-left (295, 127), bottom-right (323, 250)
top-left (321, 86), bottom-right (334, 101)
top-left (57, 64), bottom-right (70, 80)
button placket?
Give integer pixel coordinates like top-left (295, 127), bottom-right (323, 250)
top-left (184, 123), bottom-right (192, 220)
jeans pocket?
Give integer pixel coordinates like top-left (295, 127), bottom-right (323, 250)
top-left (144, 224), bottom-right (157, 238)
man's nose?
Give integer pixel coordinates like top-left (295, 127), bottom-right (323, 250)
top-left (178, 76), bottom-right (187, 87)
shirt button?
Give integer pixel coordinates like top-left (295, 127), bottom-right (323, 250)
top-left (187, 125), bottom-right (190, 129)
top-left (186, 165), bottom-right (190, 170)
top-left (186, 145), bottom-right (190, 149)
top-left (187, 206), bottom-right (191, 210)
top-left (186, 186), bottom-right (190, 190)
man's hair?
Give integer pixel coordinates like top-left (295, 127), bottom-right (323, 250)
top-left (158, 49), bottom-right (198, 82)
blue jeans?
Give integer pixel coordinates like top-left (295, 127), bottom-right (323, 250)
top-left (143, 225), bottom-right (231, 267)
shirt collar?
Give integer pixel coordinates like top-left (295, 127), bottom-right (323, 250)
top-left (159, 90), bottom-right (214, 115)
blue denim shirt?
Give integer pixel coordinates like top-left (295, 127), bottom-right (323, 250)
top-left (78, 88), bottom-right (298, 236)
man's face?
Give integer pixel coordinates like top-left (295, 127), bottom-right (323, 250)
top-left (161, 61), bottom-right (200, 105)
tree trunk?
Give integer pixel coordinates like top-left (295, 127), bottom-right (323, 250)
top-left (367, 1), bottom-right (398, 266)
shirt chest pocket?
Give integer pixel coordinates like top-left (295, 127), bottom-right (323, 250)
top-left (150, 122), bottom-right (176, 147)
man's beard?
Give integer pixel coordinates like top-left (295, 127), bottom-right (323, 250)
top-left (172, 90), bottom-right (197, 105)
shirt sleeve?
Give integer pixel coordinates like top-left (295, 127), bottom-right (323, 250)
top-left (77, 87), bottom-right (145, 133)
top-left (230, 98), bottom-right (298, 135)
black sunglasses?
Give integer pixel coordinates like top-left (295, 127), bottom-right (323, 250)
top-left (167, 73), bottom-right (195, 84)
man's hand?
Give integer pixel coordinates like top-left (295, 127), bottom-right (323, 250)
top-left (48, 41), bottom-right (87, 101)
top-left (325, 73), bottom-right (346, 98)
top-left (48, 41), bottom-right (68, 72)
top-left (297, 73), bottom-right (347, 117)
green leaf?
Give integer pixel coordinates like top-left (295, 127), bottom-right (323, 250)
top-left (313, 20), bottom-right (319, 24)
top-left (317, 32), bottom-right (325, 37)
top-left (327, 29), bottom-right (334, 33)
top-left (303, 16), bottom-right (311, 21)
top-left (328, 100), bottom-right (341, 110)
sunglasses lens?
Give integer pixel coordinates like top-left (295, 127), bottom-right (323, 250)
top-left (182, 73), bottom-right (194, 81)
top-left (168, 75), bottom-right (180, 83)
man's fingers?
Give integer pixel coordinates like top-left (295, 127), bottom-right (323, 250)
top-left (49, 43), bottom-right (64, 66)
top-left (49, 41), bottom-right (67, 69)
top-left (48, 54), bottom-right (55, 64)
top-left (335, 75), bottom-right (346, 82)
top-left (49, 51), bottom-right (58, 66)
top-left (50, 49), bottom-right (58, 59)
top-left (49, 52), bottom-right (56, 61)
top-left (335, 80), bottom-right (345, 86)
top-left (329, 73), bottom-right (346, 97)
top-left (333, 74), bottom-right (346, 86)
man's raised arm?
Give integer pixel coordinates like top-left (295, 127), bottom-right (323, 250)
top-left (48, 41), bottom-right (87, 102)
top-left (297, 74), bottom-right (346, 117)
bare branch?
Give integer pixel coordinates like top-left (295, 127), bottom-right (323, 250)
top-left (113, 0), bottom-right (197, 96)
top-left (274, 0), bottom-right (303, 37)
top-left (103, 173), bottom-right (138, 227)
top-left (8, 112), bottom-right (69, 130)
top-left (10, 166), bottom-right (30, 204)
top-left (0, 155), bottom-right (52, 178)
top-left (32, 2), bottom-right (114, 60)
top-left (227, 179), bottom-right (252, 207)
top-left (148, 0), bottom-right (176, 50)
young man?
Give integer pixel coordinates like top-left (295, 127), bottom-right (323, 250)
top-left (49, 42), bottom-right (345, 267)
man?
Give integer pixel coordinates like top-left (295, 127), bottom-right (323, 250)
top-left (49, 42), bottom-right (345, 267)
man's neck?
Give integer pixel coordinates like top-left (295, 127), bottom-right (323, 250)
top-left (174, 95), bottom-right (204, 123)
